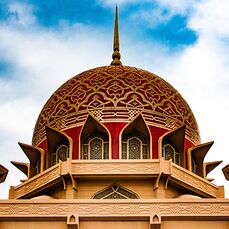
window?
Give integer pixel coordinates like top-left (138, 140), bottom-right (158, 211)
top-left (121, 114), bottom-right (150, 160)
top-left (93, 184), bottom-right (138, 199)
top-left (34, 159), bottom-right (40, 175)
top-left (82, 135), bottom-right (109, 160)
top-left (81, 115), bottom-right (110, 160)
top-left (122, 134), bottom-right (149, 159)
top-left (162, 144), bottom-right (180, 165)
top-left (51, 144), bottom-right (69, 166)
top-left (191, 157), bottom-right (198, 174)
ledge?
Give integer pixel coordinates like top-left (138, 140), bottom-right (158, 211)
top-left (0, 199), bottom-right (229, 219)
top-left (9, 159), bottom-right (220, 199)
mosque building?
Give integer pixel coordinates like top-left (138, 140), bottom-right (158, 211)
top-left (0, 6), bottom-right (229, 229)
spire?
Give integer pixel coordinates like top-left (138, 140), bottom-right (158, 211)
top-left (111, 6), bottom-right (122, 66)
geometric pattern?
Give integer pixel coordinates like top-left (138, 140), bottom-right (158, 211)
top-left (92, 183), bottom-right (138, 199)
top-left (33, 65), bottom-right (200, 146)
top-left (0, 200), bottom-right (229, 217)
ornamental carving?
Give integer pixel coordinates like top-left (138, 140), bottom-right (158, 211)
top-left (0, 201), bottom-right (229, 217)
top-left (33, 66), bottom-right (200, 146)
top-left (92, 183), bottom-right (139, 199)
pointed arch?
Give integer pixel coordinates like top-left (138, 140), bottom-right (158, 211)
top-left (187, 141), bottom-right (214, 177)
top-left (18, 142), bottom-right (45, 177)
top-left (204, 161), bottom-right (222, 178)
top-left (158, 125), bottom-right (185, 166)
top-left (120, 114), bottom-right (151, 159)
top-left (223, 164), bottom-right (229, 181)
top-left (80, 114), bottom-right (111, 160)
top-left (46, 126), bottom-right (73, 168)
top-left (0, 165), bottom-right (8, 183)
top-left (92, 183), bottom-right (139, 199)
top-left (11, 161), bottom-right (30, 178)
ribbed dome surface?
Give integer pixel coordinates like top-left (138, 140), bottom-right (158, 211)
top-left (33, 65), bottom-right (200, 146)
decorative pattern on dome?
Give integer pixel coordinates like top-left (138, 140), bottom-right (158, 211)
top-left (33, 65), bottom-right (200, 146)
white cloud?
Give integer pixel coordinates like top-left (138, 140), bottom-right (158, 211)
top-left (189, 0), bottom-right (229, 38)
top-left (131, 7), bottom-right (173, 28)
top-left (123, 0), bottom-right (229, 196)
top-left (0, 2), bottom-right (113, 198)
top-left (7, 2), bottom-right (36, 26)
top-left (128, 0), bottom-right (197, 28)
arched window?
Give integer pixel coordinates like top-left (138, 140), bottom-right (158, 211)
top-left (82, 135), bottom-right (109, 159)
top-left (92, 184), bottom-right (139, 199)
top-left (51, 144), bottom-right (69, 166)
top-left (162, 144), bottom-right (180, 165)
top-left (122, 134), bottom-right (149, 159)
top-left (81, 115), bottom-right (110, 160)
top-left (121, 114), bottom-right (150, 159)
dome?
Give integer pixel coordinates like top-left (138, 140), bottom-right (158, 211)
top-left (33, 65), bottom-right (200, 152)
top-left (9, 6), bottom-right (225, 203)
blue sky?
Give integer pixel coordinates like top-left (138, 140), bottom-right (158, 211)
top-left (0, 0), bottom-right (229, 198)
top-left (0, 0), bottom-right (197, 47)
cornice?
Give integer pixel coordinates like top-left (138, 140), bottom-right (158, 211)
top-left (0, 199), bottom-right (229, 219)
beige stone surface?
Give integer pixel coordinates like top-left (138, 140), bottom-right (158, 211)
top-left (80, 221), bottom-right (149, 229)
top-left (0, 221), bottom-right (66, 229)
top-left (10, 159), bottom-right (221, 199)
top-left (162, 221), bottom-right (229, 229)
top-left (74, 178), bottom-right (155, 199)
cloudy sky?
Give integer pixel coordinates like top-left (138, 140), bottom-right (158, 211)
top-left (0, 0), bottom-right (229, 198)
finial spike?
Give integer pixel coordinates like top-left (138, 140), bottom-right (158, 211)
top-left (111, 6), bottom-right (122, 66)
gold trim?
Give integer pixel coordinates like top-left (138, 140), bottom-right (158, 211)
top-left (33, 66), bottom-right (200, 147)
top-left (111, 6), bottom-right (122, 65)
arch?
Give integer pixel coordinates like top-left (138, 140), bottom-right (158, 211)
top-left (69, 215), bottom-right (76, 223)
top-left (120, 114), bottom-right (151, 159)
top-left (46, 126), bottom-right (73, 168)
top-left (18, 142), bottom-right (45, 177)
top-left (0, 165), bottom-right (8, 183)
top-left (153, 215), bottom-right (160, 222)
top-left (80, 114), bottom-right (111, 160)
top-left (52, 144), bottom-right (69, 165)
top-left (162, 144), bottom-right (180, 165)
top-left (11, 161), bottom-right (30, 178)
top-left (92, 183), bottom-right (139, 199)
top-left (187, 141), bottom-right (214, 177)
top-left (158, 125), bottom-right (185, 166)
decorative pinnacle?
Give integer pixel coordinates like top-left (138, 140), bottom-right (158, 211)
top-left (111, 6), bottom-right (122, 66)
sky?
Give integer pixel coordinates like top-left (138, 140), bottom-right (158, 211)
top-left (0, 0), bottom-right (229, 198)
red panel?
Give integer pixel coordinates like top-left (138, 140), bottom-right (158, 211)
top-left (149, 126), bottom-right (167, 159)
top-left (37, 140), bottom-right (48, 169)
top-left (104, 122), bottom-right (127, 159)
top-left (65, 126), bottom-right (82, 160)
top-left (184, 138), bottom-right (195, 169)
top-left (37, 123), bottom-right (196, 165)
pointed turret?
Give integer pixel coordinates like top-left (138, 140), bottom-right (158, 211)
top-left (111, 6), bottom-right (122, 65)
